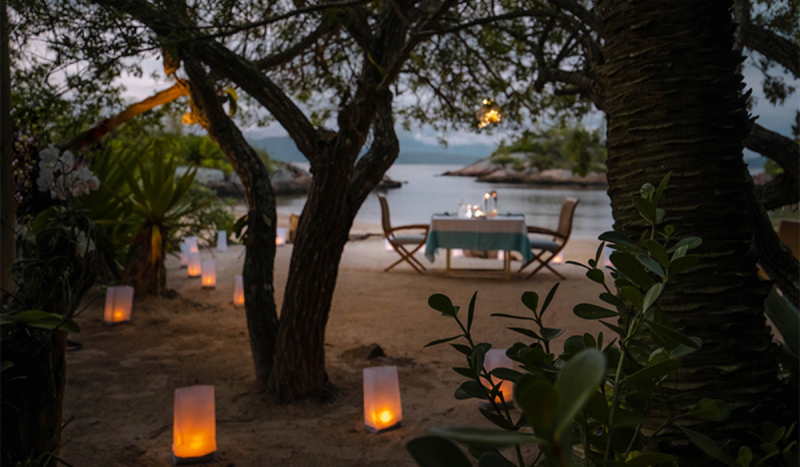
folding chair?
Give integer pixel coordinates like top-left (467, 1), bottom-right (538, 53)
top-left (518, 198), bottom-right (580, 280)
top-left (378, 194), bottom-right (429, 273)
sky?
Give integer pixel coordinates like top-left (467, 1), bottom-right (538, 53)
top-left (115, 52), bottom-right (798, 157)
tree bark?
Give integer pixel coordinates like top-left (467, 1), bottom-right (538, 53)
top-left (599, 0), bottom-right (783, 458)
top-left (0, 0), bottom-right (15, 295)
top-left (755, 172), bottom-right (800, 211)
top-left (183, 57), bottom-right (280, 383)
top-left (122, 225), bottom-right (168, 297)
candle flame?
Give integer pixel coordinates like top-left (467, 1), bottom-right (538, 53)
top-left (114, 310), bottom-right (123, 321)
top-left (375, 410), bottom-right (393, 424)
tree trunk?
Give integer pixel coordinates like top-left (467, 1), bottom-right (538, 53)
top-left (598, 0), bottom-right (783, 458)
top-left (122, 225), bottom-right (167, 297)
top-left (0, 0), bottom-right (15, 294)
top-left (183, 57), bottom-right (280, 383)
top-left (1, 331), bottom-right (67, 467)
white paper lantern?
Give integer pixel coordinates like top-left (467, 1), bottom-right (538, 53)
top-left (276, 228), bottom-right (287, 246)
top-left (179, 242), bottom-right (189, 268)
top-left (187, 251), bottom-right (202, 278)
top-left (185, 236), bottom-right (199, 253)
top-left (233, 274), bottom-right (244, 307)
top-left (103, 285), bottom-right (134, 324)
top-left (604, 245), bottom-right (614, 268)
top-left (384, 239), bottom-right (394, 251)
top-left (451, 249), bottom-right (463, 258)
top-left (363, 366), bottom-right (403, 433)
top-left (172, 385), bottom-right (216, 464)
top-left (480, 349), bottom-right (515, 410)
top-left (216, 231), bottom-right (228, 252)
top-left (201, 260), bottom-right (216, 288)
top-left (552, 251), bottom-right (565, 265)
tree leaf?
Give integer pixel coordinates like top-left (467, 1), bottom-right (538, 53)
top-left (514, 375), bottom-right (559, 436)
top-left (451, 344), bottom-right (473, 356)
top-left (479, 409), bottom-right (514, 430)
top-left (685, 398), bottom-right (730, 421)
top-left (574, 303), bottom-right (619, 319)
top-left (467, 291), bottom-right (477, 332)
top-left (633, 197), bottom-right (657, 224)
top-left (508, 327), bottom-right (542, 340)
top-left (425, 335), bottom-right (462, 348)
top-left (521, 291), bottom-right (539, 314)
top-left (647, 320), bottom-right (702, 350)
top-left (490, 313), bottom-right (535, 321)
top-left (625, 452), bottom-right (678, 467)
top-left (645, 240), bottom-right (670, 267)
top-left (599, 231), bottom-right (639, 248)
top-left (429, 294), bottom-right (456, 316)
top-left (541, 328), bottom-right (565, 340)
top-left (478, 451), bottom-right (509, 467)
top-left (455, 380), bottom-right (488, 400)
top-left (624, 358), bottom-right (681, 383)
top-left (586, 268), bottom-right (605, 284)
top-left (667, 236), bottom-right (703, 253)
top-left (611, 253), bottom-right (653, 289)
top-left (452, 367), bottom-right (475, 379)
top-left (642, 283), bottom-right (664, 312)
top-left (668, 255), bottom-right (700, 278)
top-left (681, 427), bottom-right (738, 467)
top-left (636, 253), bottom-right (665, 278)
top-left (540, 283), bottom-right (560, 317)
top-left (553, 348), bottom-right (606, 437)
top-left (491, 367), bottom-right (523, 383)
top-left (407, 436), bottom-right (473, 467)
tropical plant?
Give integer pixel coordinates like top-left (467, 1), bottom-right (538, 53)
top-left (120, 139), bottom-right (210, 296)
top-left (407, 175), bottom-right (731, 467)
top-left (181, 183), bottom-right (237, 249)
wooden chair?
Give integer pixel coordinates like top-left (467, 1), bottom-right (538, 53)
top-left (518, 197), bottom-right (580, 280)
top-left (378, 194), bottom-right (429, 273)
top-left (778, 220), bottom-right (800, 260)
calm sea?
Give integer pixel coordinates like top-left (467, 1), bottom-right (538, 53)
top-left (276, 164), bottom-right (614, 239)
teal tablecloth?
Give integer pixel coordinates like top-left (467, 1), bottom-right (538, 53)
top-left (424, 214), bottom-right (533, 263)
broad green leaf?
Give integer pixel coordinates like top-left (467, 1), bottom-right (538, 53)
top-left (479, 409), bottom-right (514, 430)
top-left (600, 292), bottom-right (627, 309)
top-left (599, 231), bottom-right (638, 248)
top-left (478, 451), bottom-right (508, 467)
top-left (451, 344), bottom-right (472, 356)
top-left (624, 358), bottom-right (681, 383)
top-left (455, 380), bottom-right (488, 400)
top-left (508, 327), bottom-right (542, 340)
top-left (681, 427), bottom-right (738, 467)
top-left (467, 291), bottom-right (477, 332)
top-left (636, 253), bottom-right (665, 278)
top-left (599, 320), bottom-right (626, 336)
top-left (653, 172), bottom-right (672, 204)
top-left (429, 294), bottom-right (456, 316)
top-left (425, 336), bottom-right (462, 348)
top-left (15, 310), bottom-right (80, 334)
top-left (515, 375), bottom-right (559, 435)
top-left (453, 367), bottom-right (475, 379)
top-left (686, 398), bottom-right (730, 421)
top-left (541, 328), bottom-right (565, 340)
top-left (647, 320), bottom-right (702, 350)
top-left (521, 291), bottom-right (539, 314)
top-left (490, 368), bottom-right (523, 383)
top-left (668, 255), bottom-right (700, 278)
top-left (553, 349), bottom-right (606, 436)
top-left (429, 425), bottom-right (546, 449)
top-left (645, 240), bottom-right (670, 267)
top-left (737, 446), bottom-right (753, 467)
top-left (586, 268), bottom-right (605, 284)
top-left (407, 436), bottom-right (472, 467)
top-left (640, 183), bottom-right (655, 200)
top-left (490, 313), bottom-right (535, 321)
top-left (574, 303), bottom-right (619, 319)
top-left (625, 452), bottom-right (678, 467)
top-left (633, 197), bottom-right (657, 224)
top-left (471, 344), bottom-right (487, 374)
top-left (667, 236), bottom-right (703, 253)
top-left (611, 253), bottom-right (653, 289)
top-left (642, 283), bottom-right (664, 312)
top-left (540, 283), bottom-right (559, 317)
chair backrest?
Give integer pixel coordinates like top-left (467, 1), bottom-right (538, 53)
top-left (778, 220), bottom-right (800, 260)
top-left (556, 198), bottom-right (581, 239)
top-left (377, 194), bottom-right (392, 235)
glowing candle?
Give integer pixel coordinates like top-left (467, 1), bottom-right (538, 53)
top-left (185, 236), bottom-right (199, 254)
top-left (216, 231), bottom-right (228, 252)
top-left (384, 239), bottom-right (394, 251)
top-left (480, 349), bottom-right (516, 409)
top-left (201, 260), bottom-right (216, 288)
top-left (103, 285), bottom-right (134, 324)
top-left (179, 242), bottom-right (189, 268)
top-left (552, 251), bottom-right (565, 265)
top-left (276, 228), bottom-right (287, 246)
top-left (187, 251), bottom-right (201, 278)
top-left (172, 385), bottom-right (216, 464)
top-left (452, 249), bottom-right (463, 258)
top-left (363, 366), bottom-right (403, 433)
top-left (233, 275), bottom-right (244, 307)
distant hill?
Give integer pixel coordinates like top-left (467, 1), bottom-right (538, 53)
top-left (247, 135), bottom-right (491, 165)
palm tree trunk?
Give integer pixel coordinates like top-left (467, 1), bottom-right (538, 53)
top-left (598, 0), bottom-right (784, 457)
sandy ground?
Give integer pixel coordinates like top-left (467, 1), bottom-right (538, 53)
top-left (60, 216), bottom-right (609, 467)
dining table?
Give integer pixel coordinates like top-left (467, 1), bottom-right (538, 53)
top-left (424, 214), bottom-right (533, 279)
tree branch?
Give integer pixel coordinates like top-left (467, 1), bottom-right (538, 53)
top-left (58, 82), bottom-right (189, 151)
top-left (254, 22), bottom-right (339, 69)
top-left (744, 123), bottom-right (800, 180)
top-left (545, 0), bottom-right (604, 39)
top-left (743, 22), bottom-right (800, 78)
top-left (755, 173), bottom-right (800, 211)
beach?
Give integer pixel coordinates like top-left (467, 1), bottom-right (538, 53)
top-left (60, 215), bottom-right (609, 467)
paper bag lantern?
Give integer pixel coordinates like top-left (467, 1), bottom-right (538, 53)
top-left (201, 260), bottom-right (216, 288)
top-left (480, 349), bottom-right (515, 409)
top-left (276, 228), bottom-right (287, 246)
top-left (187, 251), bottom-right (202, 278)
top-left (216, 231), bottom-right (228, 252)
top-left (172, 385), bottom-right (216, 464)
top-left (185, 236), bottom-right (199, 253)
top-left (363, 366), bottom-right (403, 433)
top-left (103, 285), bottom-right (134, 324)
top-left (451, 249), bottom-right (463, 258)
top-left (233, 275), bottom-right (244, 307)
top-left (179, 242), bottom-right (189, 268)
top-left (603, 246), bottom-right (614, 268)
top-left (384, 239), bottom-right (394, 251)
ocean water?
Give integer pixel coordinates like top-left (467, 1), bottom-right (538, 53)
top-left (276, 164), bottom-right (614, 239)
